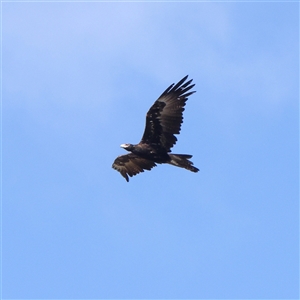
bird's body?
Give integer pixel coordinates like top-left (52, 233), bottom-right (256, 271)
top-left (120, 143), bottom-right (169, 162)
top-left (112, 75), bottom-right (199, 182)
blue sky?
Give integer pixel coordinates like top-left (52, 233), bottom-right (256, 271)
top-left (2, 1), bottom-right (299, 299)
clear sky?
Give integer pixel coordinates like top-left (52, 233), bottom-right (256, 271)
top-left (2, 1), bottom-right (299, 299)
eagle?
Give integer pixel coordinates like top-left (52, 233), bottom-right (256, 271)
top-left (112, 75), bottom-right (199, 182)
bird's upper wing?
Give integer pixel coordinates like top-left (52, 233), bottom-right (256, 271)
top-left (112, 153), bottom-right (157, 182)
top-left (140, 75), bottom-right (195, 152)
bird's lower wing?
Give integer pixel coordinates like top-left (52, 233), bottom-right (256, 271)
top-left (112, 153), bottom-right (157, 182)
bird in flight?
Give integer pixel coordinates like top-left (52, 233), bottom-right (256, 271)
top-left (112, 75), bottom-right (199, 182)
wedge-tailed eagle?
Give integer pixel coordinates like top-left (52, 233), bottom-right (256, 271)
top-left (112, 75), bottom-right (199, 182)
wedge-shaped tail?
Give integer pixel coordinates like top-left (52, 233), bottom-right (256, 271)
top-left (168, 154), bottom-right (199, 172)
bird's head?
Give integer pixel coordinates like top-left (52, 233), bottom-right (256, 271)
top-left (120, 143), bottom-right (134, 152)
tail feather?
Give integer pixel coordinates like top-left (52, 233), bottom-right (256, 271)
top-left (168, 154), bottom-right (199, 173)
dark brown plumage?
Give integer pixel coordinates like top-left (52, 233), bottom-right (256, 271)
top-left (112, 75), bottom-right (199, 182)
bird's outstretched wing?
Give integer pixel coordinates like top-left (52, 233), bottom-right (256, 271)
top-left (112, 153), bottom-right (157, 182)
top-left (141, 75), bottom-right (195, 152)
